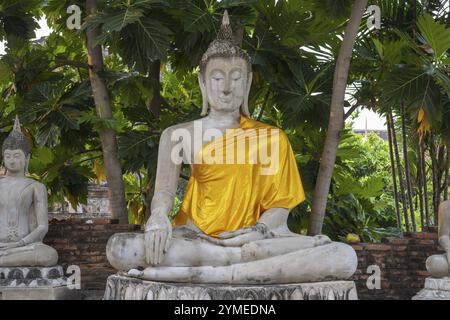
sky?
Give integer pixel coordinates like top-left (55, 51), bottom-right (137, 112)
top-left (0, 17), bottom-right (387, 131)
top-left (348, 107), bottom-right (386, 130)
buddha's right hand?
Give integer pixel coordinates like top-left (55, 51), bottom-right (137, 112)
top-left (0, 241), bottom-right (22, 250)
top-left (144, 212), bottom-right (172, 265)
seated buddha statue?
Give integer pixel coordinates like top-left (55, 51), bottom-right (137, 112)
top-left (106, 11), bottom-right (357, 284)
top-left (0, 117), bottom-right (58, 267)
top-left (426, 200), bottom-right (450, 278)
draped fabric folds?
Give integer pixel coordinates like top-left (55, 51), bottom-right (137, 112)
top-left (173, 115), bottom-right (305, 237)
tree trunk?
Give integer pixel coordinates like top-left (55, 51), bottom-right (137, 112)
top-left (417, 135), bottom-right (425, 231)
top-left (400, 103), bottom-right (416, 232)
top-left (144, 175), bottom-right (155, 222)
top-left (387, 114), bottom-right (402, 231)
top-left (430, 132), bottom-right (439, 225)
top-left (421, 136), bottom-right (430, 227)
top-left (444, 146), bottom-right (449, 201)
top-left (233, 24), bottom-right (245, 47)
top-left (146, 60), bottom-right (162, 118)
top-left (257, 89), bottom-right (271, 121)
top-left (389, 111), bottom-right (410, 231)
top-left (144, 60), bottom-right (163, 221)
top-left (308, 0), bottom-right (368, 235)
top-left (86, 0), bottom-right (128, 223)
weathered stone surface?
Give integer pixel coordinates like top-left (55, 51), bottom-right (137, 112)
top-left (413, 277), bottom-right (450, 300)
top-left (0, 266), bottom-right (66, 287)
top-left (0, 117), bottom-right (60, 267)
top-left (104, 274), bottom-right (358, 300)
top-left (0, 265), bottom-right (80, 300)
top-left (0, 286), bottom-right (78, 300)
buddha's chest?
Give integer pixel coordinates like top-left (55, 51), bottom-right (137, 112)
top-left (0, 179), bottom-right (34, 208)
top-left (0, 179), bottom-right (34, 241)
top-left (184, 125), bottom-right (234, 164)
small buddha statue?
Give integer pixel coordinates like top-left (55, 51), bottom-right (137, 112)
top-left (426, 200), bottom-right (450, 278)
top-left (0, 117), bottom-right (58, 267)
top-left (106, 11), bottom-right (357, 284)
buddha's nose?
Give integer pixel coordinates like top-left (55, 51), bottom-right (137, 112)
top-left (223, 77), bottom-right (231, 95)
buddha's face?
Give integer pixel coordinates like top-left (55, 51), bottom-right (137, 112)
top-left (200, 57), bottom-right (251, 113)
top-left (3, 149), bottom-right (27, 175)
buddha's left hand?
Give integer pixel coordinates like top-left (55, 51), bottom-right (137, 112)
top-left (198, 223), bottom-right (273, 247)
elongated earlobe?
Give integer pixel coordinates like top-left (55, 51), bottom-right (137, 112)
top-left (198, 74), bottom-right (208, 116)
top-left (25, 154), bottom-right (30, 175)
top-left (201, 97), bottom-right (208, 116)
top-left (242, 72), bottom-right (253, 117)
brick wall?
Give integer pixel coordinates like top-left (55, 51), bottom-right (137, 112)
top-left (44, 219), bottom-right (141, 291)
top-left (350, 232), bottom-right (444, 300)
top-left (44, 219), bottom-right (443, 299)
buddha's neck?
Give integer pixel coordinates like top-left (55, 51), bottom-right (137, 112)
top-left (5, 171), bottom-right (25, 179)
top-left (205, 108), bottom-right (240, 128)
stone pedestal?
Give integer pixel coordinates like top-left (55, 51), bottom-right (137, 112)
top-left (0, 266), bottom-right (78, 300)
top-left (413, 277), bottom-right (450, 300)
top-left (104, 274), bottom-right (358, 300)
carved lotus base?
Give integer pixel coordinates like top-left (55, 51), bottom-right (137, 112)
top-left (104, 273), bottom-right (358, 300)
top-left (0, 266), bottom-right (66, 287)
top-left (413, 277), bottom-right (450, 300)
top-left (0, 266), bottom-right (77, 300)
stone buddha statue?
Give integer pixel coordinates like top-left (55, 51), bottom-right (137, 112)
top-left (106, 11), bottom-right (357, 284)
top-left (413, 200), bottom-right (450, 299)
top-left (0, 117), bottom-right (58, 267)
top-left (426, 200), bottom-right (450, 278)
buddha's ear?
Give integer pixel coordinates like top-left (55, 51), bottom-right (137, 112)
top-left (198, 73), bottom-right (208, 116)
top-left (242, 71), bottom-right (253, 117)
top-left (25, 153), bottom-right (30, 175)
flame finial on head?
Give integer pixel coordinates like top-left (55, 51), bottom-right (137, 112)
top-left (2, 115), bottom-right (31, 156)
top-left (216, 10), bottom-right (234, 42)
top-left (199, 10), bottom-right (251, 74)
top-left (13, 115), bottom-right (22, 134)
top-left (223, 9), bottom-right (230, 25)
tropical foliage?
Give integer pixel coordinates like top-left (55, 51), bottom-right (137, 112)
top-left (0, 0), bottom-right (448, 241)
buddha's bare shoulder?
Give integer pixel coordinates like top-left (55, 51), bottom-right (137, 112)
top-left (0, 176), bottom-right (43, 190)
top-left (24, 177), bottom-right (46, 192)
top-left (160, 119), bottom-right (201, 139)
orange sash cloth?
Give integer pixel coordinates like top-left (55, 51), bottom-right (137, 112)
top-left (173, 115), bottom-right (305, 237)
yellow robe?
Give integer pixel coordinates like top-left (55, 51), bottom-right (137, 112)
top-left (173, 115), bottom-right (305, 237)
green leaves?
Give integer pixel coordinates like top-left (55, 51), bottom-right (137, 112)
top-left (417, 13), bottom-right (450, 60)
top-left (119, 130), bottom-right (159, 172)
top-left (372, 38), bottom-right (409, 65)
top-left (380, 64), bottom-right (444, 127)
top-left (83, 2), bottom-right (174, 68)
top-left (179, 0), bottom-right (217, 34)
top-left (0, 0), bottom-right (40, 46)
top-left (334, 170), bottom-right (385, 199)
top-left (95, 7), bottom-right (144, 33)
top-left (119, 18), bottom-right (173, 66)
top-left (0, 61), bottom-right (12, 85)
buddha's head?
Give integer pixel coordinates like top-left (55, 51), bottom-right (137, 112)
top-left (2, 116), bottom-right (31, 176)
top-left (199, 10), bottom-right (252, 117)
